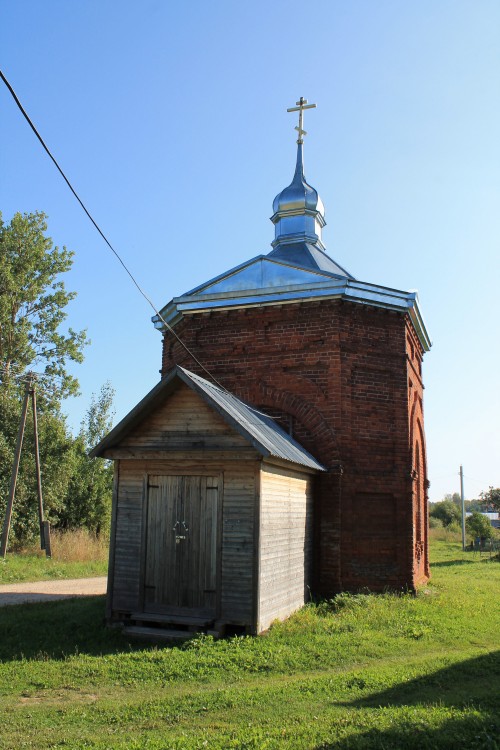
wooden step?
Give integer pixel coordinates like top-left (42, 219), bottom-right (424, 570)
top-left (123, 625), bottom-right (193, 641)
top-left (130, 612), bottom-right (212, 627)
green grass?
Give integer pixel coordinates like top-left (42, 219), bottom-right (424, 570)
top-left (0, 540), bottom-right (498, 749)
top-left (0, 554), bottom-right (107, 584)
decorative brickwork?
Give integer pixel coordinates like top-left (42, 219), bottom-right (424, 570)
top-left (161, 297), bottom-right (429, 594)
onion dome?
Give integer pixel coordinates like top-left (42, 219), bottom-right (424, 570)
top-left (272, 142), bottom-right (325, 218)
top-left (268, 139), bottom-right (351, 276)
top-left (270, 141), bottom-right (326, 254)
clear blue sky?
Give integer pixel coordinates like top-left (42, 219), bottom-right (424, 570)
top-left (1, 0), bottom-right (499, 502)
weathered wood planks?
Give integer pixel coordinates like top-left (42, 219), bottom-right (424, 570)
top-left (258, 463), bottom-right (313, 632)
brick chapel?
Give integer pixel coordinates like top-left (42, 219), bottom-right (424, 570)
top-left (95, 99), bottom-right (431, 636)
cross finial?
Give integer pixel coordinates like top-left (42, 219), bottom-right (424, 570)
top-left (287, 97), bottom-right (317, 144)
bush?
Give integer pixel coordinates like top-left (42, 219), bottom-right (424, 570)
top-left (429, 517), bottom-right (443, 529)
top-left (429, 499), bottom-right (462, 527)
top-left (466, 512), bottom-right (494, 541)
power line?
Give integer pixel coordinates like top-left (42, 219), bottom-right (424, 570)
top-left (0, 68), bottom-right (228, 392)
top-left (464, 475), bottom-right (497, 489)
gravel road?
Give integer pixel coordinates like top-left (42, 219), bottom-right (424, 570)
top-left (0, 577), bottom-right (107, 607)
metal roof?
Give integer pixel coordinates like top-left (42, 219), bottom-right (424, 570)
top-left (267, 241), bottom-right (353, 276)
top-left (177, 368), bottom-right (324, 471)
top-left (91, 366), bottom-right (324, 472)
top-left (152, 133), bottom-right (431, 353)
top-left (153, 260), bottom-right (432, 352)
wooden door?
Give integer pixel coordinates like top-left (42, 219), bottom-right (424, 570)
top-left (143, 475), bottom-right (219, 617)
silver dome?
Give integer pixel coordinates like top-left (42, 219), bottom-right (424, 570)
top-left (272, 143), bottom-right (325, 216)
top-left (270, 142), bottom-right (326, 256)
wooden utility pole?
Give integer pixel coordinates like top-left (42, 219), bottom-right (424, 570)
top-left (0, 374), bottom-right (50, 558)
top-left (31, 384), bottom-right (49, 554)
top-left (0, 377), bottom-right (31, 558)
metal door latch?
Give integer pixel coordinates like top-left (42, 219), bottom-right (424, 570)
top-left (173, 520), bottom-right (189, 543)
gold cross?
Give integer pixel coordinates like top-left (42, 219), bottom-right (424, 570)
top-left (287, 97), bottom-right (317, 144)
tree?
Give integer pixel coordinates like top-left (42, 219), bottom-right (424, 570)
top-left (0, 211), bottom-right (87, 544)
top-left (0, 211), bottom-right (87, 402)
top-left (465, 512), bottom-right (494, 541)
top-left (479, 487), bottom-right (500, 513)
top-left (429, 499), bottom-right (462, 527)
top-left (464, 498), bottom-right (484, 513)
top-left (57, 383), bottom-right (115, 535)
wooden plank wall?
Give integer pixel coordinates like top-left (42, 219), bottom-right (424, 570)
top-left (258, 463), bottom-right (313, 632)
top-left (112, 459), bottom-right (144, 612)
top-left (119, 384), bottom-right (249, 450)
top-left (110, 459), bottom-right (256, 627)
top-left (220, 463), bottom-right (256, 626)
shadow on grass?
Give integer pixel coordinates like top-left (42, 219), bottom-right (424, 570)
top-left (316, 713), bottom-right (499, 749)
top-left (346, 650), bottom-right (499, 708)
top-left (0, 596), bottom-right (172, 661)
top-left (315, 652), bottom-right (500, 749)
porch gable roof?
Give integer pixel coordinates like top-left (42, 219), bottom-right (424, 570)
top-left (91, 366), bottom-right (325, 472)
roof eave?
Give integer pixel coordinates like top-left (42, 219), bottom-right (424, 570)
top-left (89, 369), bottom-right (180, 457)
top-left (153, 277), bottom-right (432, 352)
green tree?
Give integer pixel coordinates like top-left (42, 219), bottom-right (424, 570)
top-left (464, 498), bottom-right (484, 513)
top-left (58, 383), bottom-right (115, 535)
top-left (480, 487), bottom-right (500, 513)
top-left (466, 512), bottom-right (494, 541)
top-left (429, 499), bottom-right (462, 527)
top-left (0, 211), bottom-right (87, 544)
top-left (0, 211), bottom-right (87, 402)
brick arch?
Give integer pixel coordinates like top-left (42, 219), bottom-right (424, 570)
top-left (237, 382), bottom-right (341, 466)
top-left (409, 393), bottom-right (427, 474)
top-left (415, 419), bottom-right (427, 483)
top-left (409, 391), bottom-right (429, 579)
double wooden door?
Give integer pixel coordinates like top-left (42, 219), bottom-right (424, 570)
top-left (143, 475), bottom-right (220, 617)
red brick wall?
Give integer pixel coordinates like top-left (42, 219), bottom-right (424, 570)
top-left (161, 298), bottom-right (429, 593)
top-left (406, 322), bottom-right (430, 585)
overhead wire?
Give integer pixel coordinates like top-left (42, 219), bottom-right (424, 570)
top-left (0, 68), bottom-right (231, 395)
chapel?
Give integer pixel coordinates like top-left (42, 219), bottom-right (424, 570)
top-left (93, 99), bottom-right (431, 638)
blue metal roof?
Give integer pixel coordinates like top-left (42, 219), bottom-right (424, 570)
top-left (152, 132), bottom-right (431, 353)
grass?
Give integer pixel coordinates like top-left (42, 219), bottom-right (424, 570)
top-left (0, 529), bottom-right (108, 584)
top-left (0, 539), bottom-right (498, 749)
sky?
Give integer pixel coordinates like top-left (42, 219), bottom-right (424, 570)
top-left (1, 0), bottom-right (499, 502)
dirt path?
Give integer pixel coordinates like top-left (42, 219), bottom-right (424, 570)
top-left (0, 577), bottom-right (107, 607)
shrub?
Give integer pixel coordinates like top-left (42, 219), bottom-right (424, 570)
top-left (466, 512), bottom-right (494, 541)
top-left (429, 499), bottom-right (461, 527)
top-left (429, 517), bottom-right (443, 529)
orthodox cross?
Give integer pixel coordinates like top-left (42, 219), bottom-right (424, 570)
top-left (287, 97), bottom-right (317, 144)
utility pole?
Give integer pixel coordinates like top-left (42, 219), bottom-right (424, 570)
top-left (31, 382), bottom-right (50, 555)
top-left (0, 374), bottom-right (50, 558)
top-left (0, 376), bottom-right (32, 558)
top-left (460, 464), bottom-right (466, 551)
